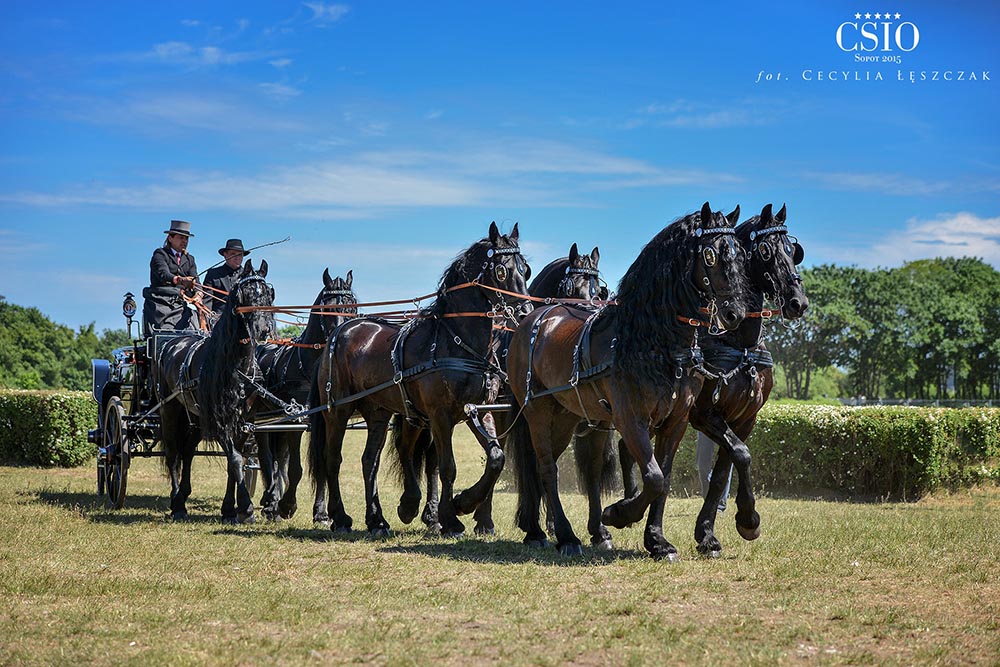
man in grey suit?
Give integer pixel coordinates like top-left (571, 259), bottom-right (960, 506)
top-left (142, 219), bottom-right (200, 336)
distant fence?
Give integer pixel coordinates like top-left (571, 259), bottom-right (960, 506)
top-left (839, 398), bottom-right (998, 408)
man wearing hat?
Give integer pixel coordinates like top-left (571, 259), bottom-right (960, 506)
top-left (203, 239), bottom-right (250, 318)
top-left (142, 220), bottom-right (200, 336)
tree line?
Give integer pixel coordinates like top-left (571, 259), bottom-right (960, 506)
top-left (768, 257), bottom-right (1000, 401)
top-left (3, 256), bottom-right (999, 400)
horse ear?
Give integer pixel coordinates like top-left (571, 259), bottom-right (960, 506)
top-left (776, 203), bottom-right (787, 223)
top-left (259, 259), bottom-right (268, 278)
top-left (569, 243), bottom-right (579, 262)
top-left (591, 246), bottom-right (600, 265)
top-left (323, 268), bottom-right (333, 287)
top-left (242, 258), bottom-right (253, 274)
top-left (760, 203), bottom-right (773, 225)
top-left (345, 270), bottom-right (353, 288)
top-left (700, 202), bottom-right (712, 226)
top-left (726, 205), bottom-right (740, 226)
top-left (489, 221), bottom-right (500, 245)
top-left (511, 222), bottom-right (519, 243)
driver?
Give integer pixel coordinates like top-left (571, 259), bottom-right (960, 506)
top-left (142, 219), bottom-right (200, 336)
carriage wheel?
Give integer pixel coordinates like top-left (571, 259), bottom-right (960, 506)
top-left (103, 397), bottom-right (130, 509)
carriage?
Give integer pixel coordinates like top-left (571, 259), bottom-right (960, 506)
top-left (86, 292), bottom-right (276, 509)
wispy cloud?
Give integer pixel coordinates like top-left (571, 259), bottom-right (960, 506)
top-left (812, 212), bottom-right (1000, 268)
top-left (805, 171), bottom-right (1000, 196)
top-left (625, 98), bottom-right (779, 129)
top-left (147, 41), bottom-right (272, 67)
top-left (305, 3), bottom-right (350, 26)
top-left (269, 58), bottom-right (293, 68)
top-left (259, 82), bottom-right (302, 99)
top-left (0, 141), bottom-right (743, 215)
top-left (424, 109), bottom-right (444, 121)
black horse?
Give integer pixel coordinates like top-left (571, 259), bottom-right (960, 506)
top-left (153, 260), bottom-right (275, 523)
top-left (255, 269), bottom-right (357, 522)
top-left (309, 222), bottom-right (530, 537)
top-left (507, 203), bottom-right (750, 558)
top-left (390, 242), bottom-right (613, 536)
top-left (688, 204), bottom-right (808, 555)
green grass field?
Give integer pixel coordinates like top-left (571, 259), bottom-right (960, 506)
top-left (2, 430), bottom-right (998, 666)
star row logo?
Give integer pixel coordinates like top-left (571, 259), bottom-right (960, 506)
top-left (854, 12), bottom-right (902, 20)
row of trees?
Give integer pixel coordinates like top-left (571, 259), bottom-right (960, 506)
top-left (3, 256), bottom-right (999, 400)
top-left (769, 258), bottom-right (1000, 401)
top-left (0, 300), bottom-right (131, 391)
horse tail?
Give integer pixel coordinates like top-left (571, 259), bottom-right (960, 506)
top-left (385, 414), bottom-right (421, 485)
top-left (508, 413), bottom-right (543, 529)
top-left (570, 429), bottom-right (619, 496)
top-left (307, 373), bottom-right (327, 493)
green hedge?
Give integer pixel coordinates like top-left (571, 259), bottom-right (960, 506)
top-left (0, 390), bottom-right (96, 467)
top-left (744, 405), bottom-right (1000, 499)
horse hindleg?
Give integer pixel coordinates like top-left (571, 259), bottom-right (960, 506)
top-left (693, 445), bottom-right (732, 557)
top-left (392, 419), bottom-right (426, 525)
top-left (618, 436), bottom-right (639, 500)
top-left (359, 409), bottom-right (392, 537)
top-left (576, 429), bottom-right (614, 550)
top-left (641, 422), bottom-right (686, 561)
top-left (162, 403), bottom-right (193, 520)
top-left (421, 438), bottom-right (440, 531)
top-left (277, 433), bottom-right (303, 519)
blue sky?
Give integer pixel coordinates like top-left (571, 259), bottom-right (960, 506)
top-left (1, 1), bottom-right (997, 333)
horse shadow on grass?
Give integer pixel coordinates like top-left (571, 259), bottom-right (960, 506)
top-left (30, 488), bottom-right (223, 526)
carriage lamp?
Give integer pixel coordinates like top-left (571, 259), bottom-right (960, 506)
top-left (122, 292), bottom-right (137, 337)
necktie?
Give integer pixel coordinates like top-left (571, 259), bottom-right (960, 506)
top-left (176, 252), bottom-right (181, 266)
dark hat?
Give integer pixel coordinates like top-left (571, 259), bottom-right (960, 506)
top-left (164, 220), bottom-right (194, 237)
top-left (218, 238), bottom-right (250, 256)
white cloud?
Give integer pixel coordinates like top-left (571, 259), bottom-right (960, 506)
top-left (259, 82), bottom-right (302, 99)
top-left (148, 41), bottom-right (272, 67)
top-left (305, 2), bottom-right (350, 26)
top-left (270, 58), bottom-right (293, 68)
top-left (814, 212), bottom-right (1000, 268)
top-left (424, 109), bottom-right (444, 121)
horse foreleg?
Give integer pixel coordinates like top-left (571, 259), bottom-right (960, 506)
top-left (257, 432), bottom-right (282, 521)
top-left (431, 419), bottom-right (465, 537)
top-left (360, 410), bottom-right (392, 538)
top-left (277, 433), bottom-right (303, 519)
top-left (641, 422), bottom-right (686, 562)
top-left (601, 410), bottom-right (663, 530)
top-left (454, 412), bottom-right (505, 521)
top-left (576, 428), bottom-right (614, 550)
top-left (697, 413), bottom-right (760, 544)
top-left (322, 409), bottom-right (352, 533)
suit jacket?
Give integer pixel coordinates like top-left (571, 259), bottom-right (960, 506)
top-left (143, 246), bottom-right (199, 336)
top-left (203, 264), bottom-right (240, 315)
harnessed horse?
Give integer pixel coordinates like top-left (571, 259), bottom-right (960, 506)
top-left (309, 222), bottom-right (531, 537)
top-left (507, 203), bottom-right (751, 558)
top-left (152, 260), bottom-right (275, 523)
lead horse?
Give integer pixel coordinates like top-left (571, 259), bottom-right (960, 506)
top-left (508, 203), bottom-right (750, 558)
top-left (309, 222), bottom-right (530, 537)
top-left (153, 260), bottom-right (276, 523)
top-left (255, 269), bottom-right (357, 522)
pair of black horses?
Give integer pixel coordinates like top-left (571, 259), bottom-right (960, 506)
top-left (155, 201), bottom-right (807, 560)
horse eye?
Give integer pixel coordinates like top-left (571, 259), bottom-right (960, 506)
top-left (703, 247), bottom-right (717, 267)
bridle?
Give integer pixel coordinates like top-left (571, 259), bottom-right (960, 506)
top-left (748, 223), bottom-right (804, 311)
top-left (318, 286), bottom-right (358, 338)
top-left (233, 275), bottom-right (275, 344)
top-left (688, 223), bottom-right (739, 333)
top-left (559, 264), bottom-right (603, 300)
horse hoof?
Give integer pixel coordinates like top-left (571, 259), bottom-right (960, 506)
top-left (277, 504), bottom-right (297, 520)
top-left (523, 537), bottom-right (549, 549)
top-left (222, 516), bottom-right (238, 526)
top-left (263, 512), bottom-right (283, 523)
top-left (442, 529), bottom-right (465, 539)
top-left (453, 491), bottom-right (477, 516)
top-left (331, 524), bottom-right (352, 534)
top-left (424, 523), bottom-right (442, 537)
top-left (558, 543), bottom-right (583, 557)
top-left (737, 524), bottom-right (761, 541)
top-left (238, 513), bottom-right (256, 525)
top-left (651, 549), bottom-right (680, 563)
top-left (397, 496), bottom-right (420, 524)
top-left (593, 538), bottom-right (614, 552)
top-left (602, 501), bottom-right (640, 530)
top-left (474, 523), bottom-right (496, 537)
top-left (169, 511), bottom-right (189, 521)
top-left (369, 526), bottom-right (392, 540)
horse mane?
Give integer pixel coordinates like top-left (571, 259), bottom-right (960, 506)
top-left (613, 208), bottom-right (748, 386)
top-left (425, 235), bottom-right (511, 317)
top-left (528, 257), bottom-right (569, 297)
top-left (198, 286), bottom-right (247, 445)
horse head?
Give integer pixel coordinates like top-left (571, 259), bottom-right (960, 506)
top-left (692, 201), bottom-right (749, 332)
top-left (741, 203), bottom-right (809, 319)
top-left (232, 259), bottom-right (276, 344)
top-left (319, 268), bottom-right (358, 340)
top-left (560, 243), bottom-right (605, 300)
